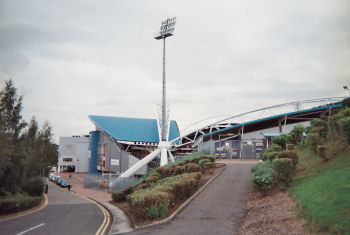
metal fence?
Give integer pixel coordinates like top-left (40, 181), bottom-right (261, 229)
top-left (198, 138), bottom-right (264, 159)
top-left (83, 173), bottom-right (143, 193)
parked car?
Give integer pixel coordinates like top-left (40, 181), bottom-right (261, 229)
top-left (49, 173), bottom-right (56, 181)
top-left (60, 179), bottom-right (70, 188)
top-left (55, 176), bottom-right (62, 185)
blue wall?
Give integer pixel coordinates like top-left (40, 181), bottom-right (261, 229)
top-left (89, 131), bottom-right (99, 173)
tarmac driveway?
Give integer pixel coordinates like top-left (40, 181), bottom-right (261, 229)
top-left (123, 161), bottom-right (256, 235)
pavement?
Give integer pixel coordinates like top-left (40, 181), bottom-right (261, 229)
top-left (0, 181), bottom-right (105, 235)
top-left (124, 160), bottom-right (256, 235)
top-left (59, 172), bottom-right (133, 234)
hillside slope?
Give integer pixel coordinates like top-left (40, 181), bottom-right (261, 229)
top-left (290, 147), bottom-right (350, 234)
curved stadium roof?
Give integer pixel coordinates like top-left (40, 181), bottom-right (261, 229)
top-left (89, 115), bottom-right (180, 143)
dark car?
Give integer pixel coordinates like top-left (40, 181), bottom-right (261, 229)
top-left (60, 179), bottom-right (70, 188)
top-left (56, 177), bottom-right (62, 185)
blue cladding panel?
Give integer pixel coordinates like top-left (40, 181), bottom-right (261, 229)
top-left (89, 131), bottom-right (99, 173)
top-left (88, 115), bottom-right (180, 143)
top-left (169, 120), bottom-right (180, 143)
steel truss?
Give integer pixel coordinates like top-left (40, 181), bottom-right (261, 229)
top-left (170, 97), bottom-right (346, 148)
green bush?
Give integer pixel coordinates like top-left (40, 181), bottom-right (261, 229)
top-left (134, 183), bottom-right (148, 190)
top-left (272, 134), bottom-right (288, 149)
top-left (159, 202), bottom-right (168, 218)
top-left (126, 173), bottom-right (201, 219)
top-left (21, 177), bottom-right (44, 196)
top-left (317, 146), bottom-right (328, 161)
top-left (339, 117), bottom-right (350, 144)
top-left (251, 162), bottom-right (274, 192)
top-left (185, 163), bottom-right (201, 173)
top-left (267, 152), bottom-right (279, 162)
top-left (198, 159), bottom-right (210, 166)
top-left (306, 133), bottom-right (320, 155)
top-left (272, 158), bottom-right (294, 190)
top-left (0, 193), bottom-right (42, 214)
top-left (147, 206), bottom-right (159, 219)
top-left (261, 144), bottom-right (283, 161)
top-left (342, 97), bottom-right (350, 108)
top-left (287, 144), bottom-right (295, 150)
top-left (288, 125), bottom-right (305, 145)
top-left (277, 150), bottom-right (299, 170)
top-left (112, 186), bottom-right (134, 202)
top-left (146, 175), bottom-right (160, 183)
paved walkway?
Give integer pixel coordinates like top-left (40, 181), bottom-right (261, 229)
top-left (124, 161), bottom-right (255, 235)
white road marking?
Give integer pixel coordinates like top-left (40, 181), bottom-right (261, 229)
top-left (17, 223), bottom-right (45, 235)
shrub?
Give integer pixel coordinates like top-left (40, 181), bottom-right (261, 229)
top-left (112, 186), bottom-right (134, 202)
top-left (272, 134), bottom-right (288, 149)
top-left (338, 117), bottom-right (350, 144)
top-left (288, 125), bottom-right (305, 145)
top-left (272, 158), bottom-right (294, 190)
top-left (266, 152), bottom-right (279, 162)
top-left (159, 202), bottom-right (168, 218)
top-left (156, 167), bottom-right (166, 177)
top-left (146, 175), bottom-right (160, 184)
top-left (0, 193), bottom-right (42, 214)
top-left (251, 162), bottom-right (274, 192)
top-left (204, 162), bottom-right (214, 174)
top-left (287, 144), bottom-right (295, 150)
top-left (318, 146), bottom-right (328, 161)
top-left (198, 159), bottom-right (210, 166)
top-left (342, 97), bottom-right (350, 108)
top-left (134, 183), bottom-right (148, 190)
top-left (126, 173), bottom-right (201, 219)
top-left (261, 144), bottom-right (283, 161)
top-left (21, 177), bottom-right (44, 196)
top-left (306, 133), bottom-right (320, 155)
top-left (277, 150), bottom-right (299, 170)
top-left (147, 206), bottom-right (159, 219)
top-left (185, 163), bottom-right (201, 173)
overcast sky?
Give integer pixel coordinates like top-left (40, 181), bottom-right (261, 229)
top-left (1, 0), bottom-right (349, 143)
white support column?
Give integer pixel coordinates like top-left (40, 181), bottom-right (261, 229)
top-left (167, 149), bottom-right (175, 163)
top-left (120, 148), bottom-right (161, 178)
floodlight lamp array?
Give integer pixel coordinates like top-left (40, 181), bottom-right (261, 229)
top-left (154, 17), bottom-right (176, 40)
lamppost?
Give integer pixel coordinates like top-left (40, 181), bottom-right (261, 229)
top-left (343, 85), bottom-right (350, 96)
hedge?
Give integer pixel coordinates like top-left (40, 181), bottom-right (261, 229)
top-left (339, 117), bottom-right (350, 144)
top-left (0, 193), bottom-right (42, 214)
top-left (317, 146), bottom-right (327, 161)
top-left (126, 172), bottom-right (201, 219)
top-left (277, 150), bottom-right (299, 170)
top-left (112, 186), bottom-right (134, 202)
top-left (272, 158), bottom-right (294, 190)
top-left (21, 177), bottom-right (44, 196)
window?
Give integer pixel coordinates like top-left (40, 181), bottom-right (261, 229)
top-left (63, 158), bottom-right (73, 162)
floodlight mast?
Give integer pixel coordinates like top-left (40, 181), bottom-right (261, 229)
top-left (154, 17), bottom-right (176, 141)
top-left (119, 17), bottom-right (177, 178)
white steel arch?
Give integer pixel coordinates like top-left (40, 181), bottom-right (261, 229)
top-left (171, 97), bottom-right (346, 147)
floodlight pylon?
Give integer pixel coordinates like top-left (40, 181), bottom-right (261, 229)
top-left (120, 17), bottom-right (176, 178)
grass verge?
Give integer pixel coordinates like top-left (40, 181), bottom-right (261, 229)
top-left (289, 149), bottom-right (350, 234)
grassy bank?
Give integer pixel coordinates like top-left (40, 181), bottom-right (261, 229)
top-left (290, 148), bottom-right (350, 234)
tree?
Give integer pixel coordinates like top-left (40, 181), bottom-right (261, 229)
top-left (0, 79), bottom-right (26, 194)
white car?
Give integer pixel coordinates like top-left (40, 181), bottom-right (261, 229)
top-left (49, 173), bottom-right (56, 181)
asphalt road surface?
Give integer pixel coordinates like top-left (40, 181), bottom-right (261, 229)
top-left (125, 162), bottom-right (254, 235)
top-left (0, 181), bottom-right (105, 235)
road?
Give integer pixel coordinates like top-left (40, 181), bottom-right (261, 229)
top-left (0, 181), bottom-right (106, 235)
top-left (125, 162), bottom-right (255, 235)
